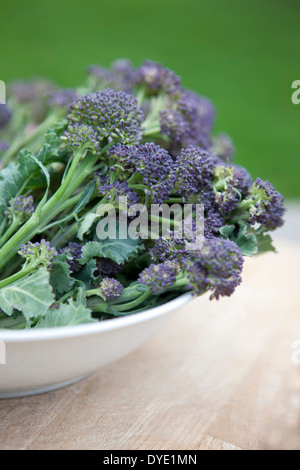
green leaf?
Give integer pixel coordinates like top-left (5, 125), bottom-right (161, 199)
top-left (234, 222), bottom-right (258, 256)
top-left (77, 212), bottom-right (99, 240)
top-left (220, 222), bottom-right (258, 256)
top-left (219, 224), bottom-right (235, 239)
top-left (80, 237), bottom-right (144, 266)
top-left (74, 258), bottom-right (98, 289)
top-left (0, 142), bottom-right (59, 225)
top-left (36, 299), bottom-right (97, 328)
top-left (0, 163), bottom-right (23, 226)
top-left (0, 268), bottom-right (54, 321)
top-left (26, 152), bottom-right (50, 214)
top-left (42, 181), bottom-right (96, 231)
top-left (50, 258), bottom-right (75, 295)
top-left (255, 231), bottom-right (277, 254)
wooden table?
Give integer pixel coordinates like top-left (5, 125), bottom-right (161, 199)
top-left (1, 239), bottom-right (299, 450)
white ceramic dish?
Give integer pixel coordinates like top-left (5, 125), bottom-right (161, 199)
top-left (0, 293), bottom-right (192, 398)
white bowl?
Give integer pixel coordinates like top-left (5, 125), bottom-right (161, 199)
top-left (0, 293), bottom-right (192, 398)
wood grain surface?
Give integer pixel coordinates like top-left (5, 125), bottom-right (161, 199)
top-left (0, 239), bottom-right (299, 450)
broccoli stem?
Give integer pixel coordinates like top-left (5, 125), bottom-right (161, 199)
top-left (0, 111), bottom-right (59, 167)
top-left (88, 288), bottom-right (151, 313)
top-left (0, 264), bottom-right (36, 289)
top-left (0, 150), bottom-right (98, 271)
top-left (0, 218), bottom-right (21, 248)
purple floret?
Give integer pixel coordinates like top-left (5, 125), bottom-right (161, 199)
top-left (95, 173), bottom-right (141, 206)
top-left (95, 258), bottom-right (122, 277)
top-left (48, 89), bottom-right (78, 108)
top-left (204, 209), bottom-right (224, 239)
top-left (247, 178), bottom-right (285, 230)
top-left (62, 123), bottom-right (101, 153)
top-left (59, 242), bottom-right (83, 273)
top-left (138, 261), bottom-right (178, 294)
top-left (5, 195), bottom-right (35, 220)
top-left (108, 142), bottom-right (176, 204)
top-left (8, 78), bottom-right (55, 103)
top-left (67, 88), bottom-right (144, 145)
top-left (0, 104), bottom-right (12, 129)
top-left (149, 235), bottom-right (186, 263)
top-left (233, 165), bottom-right (253, 197)
top-left (212, 165), bottom-right (241, 215)
top-left (19, 239), bottom-right (58, 267)
top-left (87, 60), bottom-right (135, 93)
top-left (98, 277), bottom-right (124, 300)
top-left (184, 238), bottom-right (244, 300)
top-left (211, 133), bottom-right (235, 162)
top-left (161, 89), bottom-right (215, 153)
top-left (135, 60), bottom-right (181, 96)
top-left (173, 146), bottom-right (214, 199)
top-left (0, 141), bottom-right (9, 152)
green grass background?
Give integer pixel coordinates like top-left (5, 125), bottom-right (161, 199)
top-left (0, 0), bottom-right (299, 198)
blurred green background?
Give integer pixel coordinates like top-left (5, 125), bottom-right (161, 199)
top-left (0, 0), bottom-right (299, 198)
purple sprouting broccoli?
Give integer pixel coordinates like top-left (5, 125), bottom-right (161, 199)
top-left (108, 142), bottom-right (176, 204)
top-left (61, 123), bottom-right (101, 153)
top-left (0, 104), bottom-right (12, 129)
top-left (48, 89), bottom-right (78, 109)
top-left (0, 141), bottom-right (9, 152)
top-left (183, 238), bottom-right (244, 300)
top-left (19, 239), bottom-right (58, 269)
top-left (8, 78), bottom-right (56, 104)
top-left (140, 238), bottom-right (244, 300)
top-left (86, 60), bottom-right (135, 93)
top-left (204, 209), bottom-right (224, 239)
top-left (95, 258), bottom-right (122, 277)
top-left (212, 165), bottom-right (242, 215)
top-left (173, 146), bottom-right (214, 199)
top-left (5, 195), bottom-right (35, 222)
top-left (97, 277), bottom-right (124, 300)
top-left (233, 165), bottom-right (253, 198)
top-left (134, 60), bottom-right (181, 97)
top-left (59, 242), bottom-right (83, 273)
top-left (211, 133), bottom-right (235, 163)
top-left (160, 89), bottom-right (215, 153)
top-left (65, 88), bottom-right (144, 146)
top-left (237, 178), bottom-right (285, 230)
top-left (148, 234), bottom-right (187, 263)
top-left (95, 173), bottom-right (141, 206)
top-left (138, 261), bottom-right (178, 294)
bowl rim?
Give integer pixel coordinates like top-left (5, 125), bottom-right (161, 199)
top-left (0, 292), bottom-right (193, 342)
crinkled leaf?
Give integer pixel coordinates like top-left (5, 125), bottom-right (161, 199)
top-left (219, 224), bottom-right (235, 239)
top-left (77, 212), bottom-right (100, 240)
top-left (80, 238), bottom-right (144, 266)
top-left (0, 268), bottom-right (54, 321)
top-left (0, 140), bottom-right (60, 225)
top-left (50, 257), bottom-right (75, 295)
top-left (220, 221), bottom-right (258, 256)
top-left (36, 299), bottom-right (96, 328)
top-left (255, 231), bottom-right (276, 254)
top-left (74, 258), bottom-right (98, 289)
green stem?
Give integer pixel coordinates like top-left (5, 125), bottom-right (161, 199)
top-left (0, 219), bottom-right (20, 248)
top-left (1, 112), bottom-right (59, 167)
top-left (0, 150), bottom-right (98, 271)
top-left (89, 289), bottom-right (151, 313)
top-left (164, 197), bottom-right (184, 204)
top-left (0, 265), bottom-right (35, 289)
top-left (149, 215), bottom-right (182, 228)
